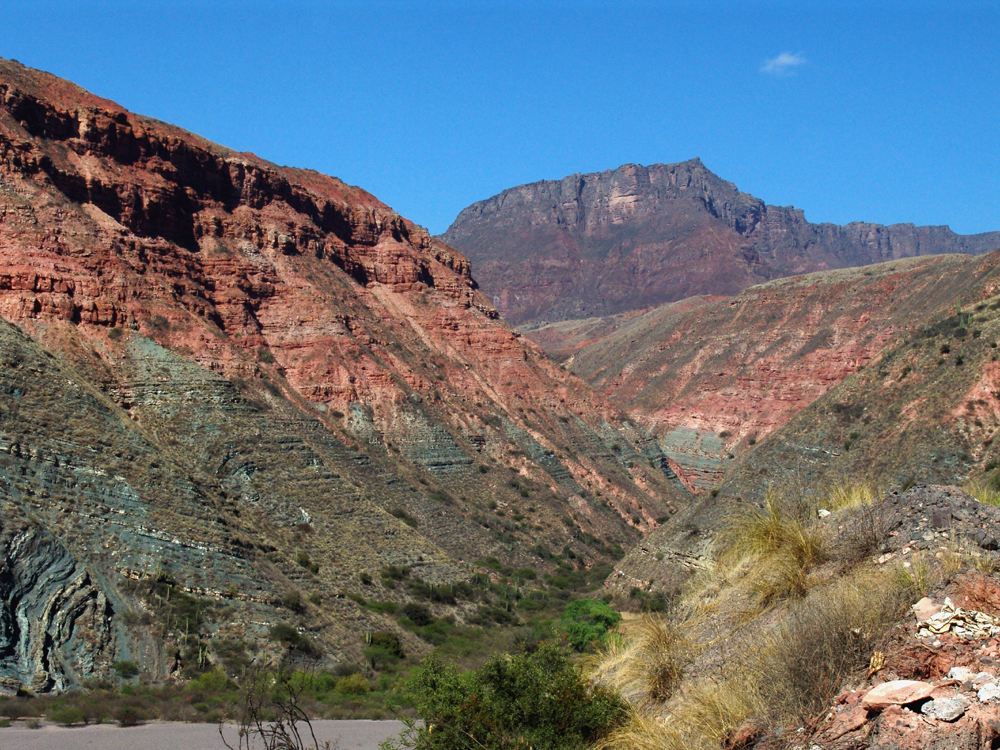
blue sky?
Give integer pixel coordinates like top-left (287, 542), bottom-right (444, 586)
top-left (2, 1), bottom-right (997, 235)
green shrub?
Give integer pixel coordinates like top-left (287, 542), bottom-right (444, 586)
top-left (336, 673), bottom-right (371, 696)
top-left (48, 705), bottom-right (84, 726)
top-left (400, 603), bottom-right (433, 626)
top-left (364, 646), bottom-right (403, 670)
top-left (368, 631), bottom-right (405, 657)
top-left (295, 552), bottom-right (319, 574)
top-left (384, 643), bottom-right (627, 750)
top-left (381, 566), bottom-right (410, 589)
top-left (115, 705), bottom-right (147, 727)
top-left (281, 590), bottom-right (304, 612)
top-left (365, 600), bottom-right (400, 614)
top-left (390, 508), bottom-right (420, 528)
top-left (270, 623), bottom-right (320, 657)
top-left (334, 661), bottom-right (362, 677)
top-left (560, 599), bottom-right (622, 651)
top-left (187, 667), bottom-right (232, 692)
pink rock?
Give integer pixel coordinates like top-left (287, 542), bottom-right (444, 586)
top-left (912, 597), bottom-right (942, 622)
top-left (823, 705), bottom-right (868, 740)
top-left (861, 680), bottom-right (937, 711)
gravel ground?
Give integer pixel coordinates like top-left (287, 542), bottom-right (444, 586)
top-left (0, 719), bottom-right (406, 750)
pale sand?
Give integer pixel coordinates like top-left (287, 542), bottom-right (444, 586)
top-left (0, 719), bottom-right (405, 749)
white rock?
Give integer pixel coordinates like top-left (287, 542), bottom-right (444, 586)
top-left (975, 672), bottom-right (995, 686)
top-left (978, 682), bottom-right (1000, 702)
top-left (921, 696), bottom-right (968, 722)
top-left (949, 666), bottom-right (975, 682)
top-left (818, 509), bottom-right (831, 518)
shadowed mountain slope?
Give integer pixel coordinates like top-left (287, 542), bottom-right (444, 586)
top-left (0, 59), bottom-right (687, 692)
top-left (441, 160), bottom-right (1000, 325)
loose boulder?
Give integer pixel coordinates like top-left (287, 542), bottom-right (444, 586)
top-left (861, 680), bottom-right (936, 711)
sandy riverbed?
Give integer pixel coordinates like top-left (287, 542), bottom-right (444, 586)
top-left (0, 718), bottom-right (406, 749)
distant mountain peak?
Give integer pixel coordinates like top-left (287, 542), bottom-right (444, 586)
top-left (441, 162), bottom-right (1000, 326)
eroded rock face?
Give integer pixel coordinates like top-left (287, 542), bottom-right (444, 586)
top-left (441, 160), bottom-right (1000, 325)
top-left (0, 58), bottom-right (688, 688)
top-left (0, 521), bottom-right (118, 694)
top-left (535, 254), bottom-right (1000, 491)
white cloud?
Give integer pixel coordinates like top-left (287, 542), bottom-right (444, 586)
top-left (761, 52), bottom-right (807, 76)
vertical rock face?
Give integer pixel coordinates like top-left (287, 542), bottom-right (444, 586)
top-left (0, 59), bottom-right (688, 690)
top-left (440, 160), bottom-right (1000, 325)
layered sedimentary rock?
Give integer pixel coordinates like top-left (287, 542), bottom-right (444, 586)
top-left (0, 59), bottom-right (686, 690)
top-left (441, 160), bottom-right (1000, 325)
top-left (608, 253), bottom-right (1000, 597)
top-left (533, 255), bottom-right (997, 491)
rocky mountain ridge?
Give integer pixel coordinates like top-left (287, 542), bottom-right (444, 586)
top-left (441, 159), bottom-right (1000, 325)
top-left (0, 59), bottom-right (686, 692)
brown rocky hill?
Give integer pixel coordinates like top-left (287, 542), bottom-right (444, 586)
top-left (609, 252), bottom-right (1000, 597)
top-left (531, 254), bottom-right (997, 492)
top-left (0, 59), bottom-right (686, 692)
top-left (440, 160), bottom-right (1000, 325)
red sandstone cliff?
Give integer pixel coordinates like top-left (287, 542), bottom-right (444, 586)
top-left (0, 59), bottom-right (687, 689)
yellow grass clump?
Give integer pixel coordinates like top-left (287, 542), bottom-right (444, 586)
top-left (963, 477), bottom-right (1000, 506)
top-left (716, 489), bottom-right (824, 605)
top-left (822, 478), bottom-right (882, 512)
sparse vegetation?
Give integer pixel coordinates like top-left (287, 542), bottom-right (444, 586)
top-left (966, 476), bottom-right (1000, 505)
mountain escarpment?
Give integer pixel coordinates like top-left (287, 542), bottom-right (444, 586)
top-left (441, 160), bottom-right (1000, 325)
top-left (0, 59), bottom-right (686, 692)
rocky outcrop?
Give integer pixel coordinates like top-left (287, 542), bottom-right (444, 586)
top-left (0, 518), bottom-right (118, 694)
top-left (441, 160), bottom-right (1000, 325)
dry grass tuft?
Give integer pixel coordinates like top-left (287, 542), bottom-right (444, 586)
top-left (759, 569), bottom-right (910, 721)
top-left (893, 552), bottom-right (938, 597)
top-left (590, 610), bottom-right (702, 707)
top-left (837, 502), bottom-right (893, 563)
top-left (596, 565), bottom-right (912, 750)
top-left (964, 477), bottom-right (1000, 506)
top-left (592, 709), bottom-right (677, 750)
top-left (717, 490), bottom-right (823, 605)
top-left (823, 478), bottom-right (882, 512)
top-left (628, 614), bottom-right (699, 704)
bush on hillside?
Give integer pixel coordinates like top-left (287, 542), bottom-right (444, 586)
top-left (382, 643), bottom-right (627, 750)
top-left (48, 705), bottom-right (84, 726)
top-left (560, 598), bottom-right (622, 652)
top-left (336, 673), bottom-right (370, 696)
